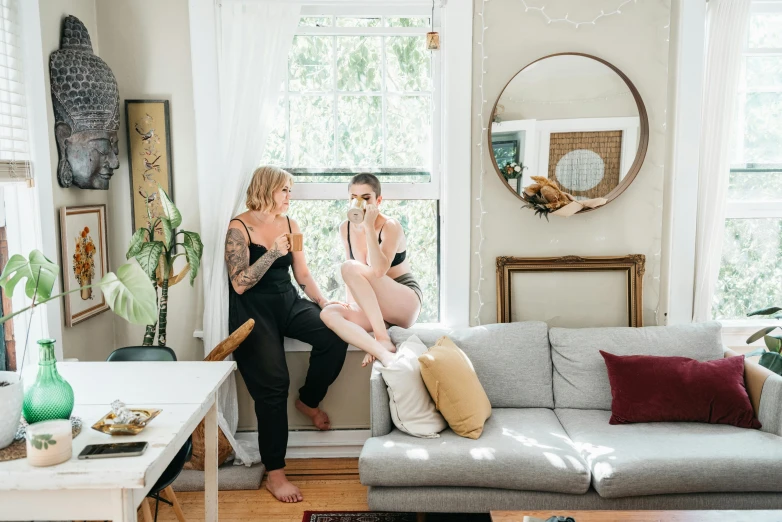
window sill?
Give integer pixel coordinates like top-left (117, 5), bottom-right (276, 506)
top-left (719, 319), bottom-right (780, 349)
top-left (193, 323), bottom-right (448, 352)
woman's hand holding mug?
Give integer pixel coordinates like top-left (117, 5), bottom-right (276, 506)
top-left (363, 203), bottom-right (380, 226)
top-left (272, 233), bottom-right (290, 255)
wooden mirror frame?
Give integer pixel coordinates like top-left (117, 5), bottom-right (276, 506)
top-left (489, 53), bottom-right (649, 212)
top-left (496, 254), bottom-right (645, 326)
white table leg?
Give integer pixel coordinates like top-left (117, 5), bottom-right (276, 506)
top-left (112, 489), bottom-right (137, 522)
top-left (205, 391), bottom-right (218, 522)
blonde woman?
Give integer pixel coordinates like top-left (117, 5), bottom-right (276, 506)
top-left (321, 174), bottom-right (422, 368)
top-left (226, 166), bottom-right (348, 503)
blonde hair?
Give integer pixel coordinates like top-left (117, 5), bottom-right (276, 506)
top-left (246, 166), bottom-right (294, 213)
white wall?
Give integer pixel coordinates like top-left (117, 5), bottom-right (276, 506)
top-left (39, 1), bottom-right (115, 361)
top-left (94, 0), bottom-right (203, 362)
top-left (472, 0), bottom-right (670, 326)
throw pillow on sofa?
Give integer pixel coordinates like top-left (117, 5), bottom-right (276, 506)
top-left (418, 336), bottom-right (492, 439)
top-left (378, 335), bottom-right (447, 438)
top-left (600, 350), bottom-right (761, 429)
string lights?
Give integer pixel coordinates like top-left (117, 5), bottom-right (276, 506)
top-left (520, 0), bottom-right (638, 29)
top-left (474, 0), bottom-right (489, 325)
top-left (472, 0), bottom-right (665, 326)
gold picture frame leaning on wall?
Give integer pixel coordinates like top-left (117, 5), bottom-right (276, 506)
top-left (496, 255), bottom-right (645, 327)
top-left (59, 205), bottom-right (109, 326)
top-left (125, 100), bottom-right (174, 241)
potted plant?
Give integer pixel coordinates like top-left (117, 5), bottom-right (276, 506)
top-left (503, 161), bottom-right (526, 193)
top-left (126, 185), bottom-right (203, 346)
top-left (0, 252), bottom-right (157, 433)
top-left (744, 306), bottom-right (782, 375)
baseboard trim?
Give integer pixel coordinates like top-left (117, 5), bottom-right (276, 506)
top-left (236, 429), bottom-right (370, 459)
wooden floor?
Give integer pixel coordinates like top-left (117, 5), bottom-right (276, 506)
top-left (153, 458), bottom-right (368, 522)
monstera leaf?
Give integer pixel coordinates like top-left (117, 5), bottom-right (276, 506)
top-left (0, 250), bottom-right (59, 300)
top-left (100, 263), bottom-right (158, 325)
top-left (182, 231), bottom-right (203, 285)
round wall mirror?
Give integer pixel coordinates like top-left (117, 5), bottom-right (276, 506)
top-left (489, 53), bottom-right (648, 213)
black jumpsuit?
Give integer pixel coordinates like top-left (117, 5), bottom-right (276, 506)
top-left (228, 218), bottom-right (348, 471)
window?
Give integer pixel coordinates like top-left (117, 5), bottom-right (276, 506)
top-left (0, 0), bottom-right (30, 184)
top-left (0, 0), bottom-right (54, 368)
top-left (263, 6), bottom-right (441, 323)
top-left (713, 2), bottom-right (782, 320)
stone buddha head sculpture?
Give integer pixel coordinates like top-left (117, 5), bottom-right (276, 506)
top-left (50, 15), bottom-right (120, 190)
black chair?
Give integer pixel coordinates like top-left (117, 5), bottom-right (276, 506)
top-left (107, 346), bottom-right (190, 522)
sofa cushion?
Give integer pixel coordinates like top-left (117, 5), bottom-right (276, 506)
top-left (389, 322), bottom-right (553, 408)
top-left (418, 336), bottom-right (492, 439)
top-left (360, 408), bottom-right (590, 494)
top-left (380, 335), bottom-right (447, 438)
top-left (601, 351), bottom-right (761, 428)
top-left (555, 408), bottom-right (782, 499)
top-left (550, 322), bottom-right (723, 410)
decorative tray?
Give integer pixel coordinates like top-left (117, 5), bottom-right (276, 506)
top-left (91, 408), bottom-right (161, 435)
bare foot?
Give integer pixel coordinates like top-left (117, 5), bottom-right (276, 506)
top-left (265, 469), bottom-right (302, 503)
top-left (295, 398), bottom-right (331, 430)
top-left (378, 338), bottom-right (397, 354)
top-left (362, 353), bottom-right (376, 367)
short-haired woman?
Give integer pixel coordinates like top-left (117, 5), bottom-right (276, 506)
top-left (321, 173), bottom-right (422, 367)
top-left (226, 166), bottom-right (348, 503)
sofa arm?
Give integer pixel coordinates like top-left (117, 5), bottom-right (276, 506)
top-left (725, 347), bottom-right (780, 435)
top-left (370, 366), bottom-right (392, 437)
top-left (758, 372), bottom-right (782, 437)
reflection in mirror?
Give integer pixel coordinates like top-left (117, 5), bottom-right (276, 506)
top-left (490, 54), bottom-right (646, 206)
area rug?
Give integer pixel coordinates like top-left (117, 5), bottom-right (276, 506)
top-left (301, 512), bottom-right (490, 522)
top-left (172, 461), bottom-right (265, 491)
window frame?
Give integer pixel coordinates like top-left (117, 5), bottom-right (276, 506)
top-left (188, 0), bottom-right (471, 333)
top-left (276, 4), bottom-right (441, 200)
top-left (716, 0), bottom-right (782, 338)
top-left (278, 4), bottom-right (446, 325)
top-left (10, 0), bottom-right (63, 361)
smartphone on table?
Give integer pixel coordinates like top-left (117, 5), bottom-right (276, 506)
top-left (78, 441), bottom-right (148, 459)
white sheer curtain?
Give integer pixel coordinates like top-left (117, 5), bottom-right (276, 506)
top-left (692, 0), bottom-right (751, 322)
top-left (198, 0), bottom-right (300, 465)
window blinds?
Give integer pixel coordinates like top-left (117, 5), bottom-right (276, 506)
top-left (0, 0), bottom-right (30, 183)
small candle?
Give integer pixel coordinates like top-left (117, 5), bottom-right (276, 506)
top-left (26, 419), bottom-right (72, 467)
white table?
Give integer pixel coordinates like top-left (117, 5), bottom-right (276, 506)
top-left (0, 361), bottom-right (236, 521)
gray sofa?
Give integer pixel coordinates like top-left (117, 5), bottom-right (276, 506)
top-left (359, 321), bottom-right (782, 513)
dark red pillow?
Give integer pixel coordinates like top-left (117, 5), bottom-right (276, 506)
top-left (600, 350), bottom-right (761, 429)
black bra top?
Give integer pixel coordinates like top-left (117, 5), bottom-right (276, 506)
top-left (228, 217), bottom-right (293, 294)
top-left (347, 221), bottom-right (407, 267)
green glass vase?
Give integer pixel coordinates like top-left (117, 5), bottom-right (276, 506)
top-left (23, 339), bottom-right (74, 424)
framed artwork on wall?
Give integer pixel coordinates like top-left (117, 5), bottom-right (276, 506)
top-left (59, 205), bottom-right (109, 327)
top-left (496, 255), bottom-right (645, 327)
top-left (125, 100), bottom-right (174, 241)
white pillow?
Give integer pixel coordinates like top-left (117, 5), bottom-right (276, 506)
top-left (378, 335), bottom-right (447, 438)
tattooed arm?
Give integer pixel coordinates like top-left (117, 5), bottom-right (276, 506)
top-left (225, 227), bottom-right (288, 295)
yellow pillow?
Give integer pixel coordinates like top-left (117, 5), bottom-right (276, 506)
top-left (417, 336), bottom-right (492, 439)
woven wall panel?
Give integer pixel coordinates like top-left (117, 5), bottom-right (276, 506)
top-left (548, 130), bottom-right (623, 199)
